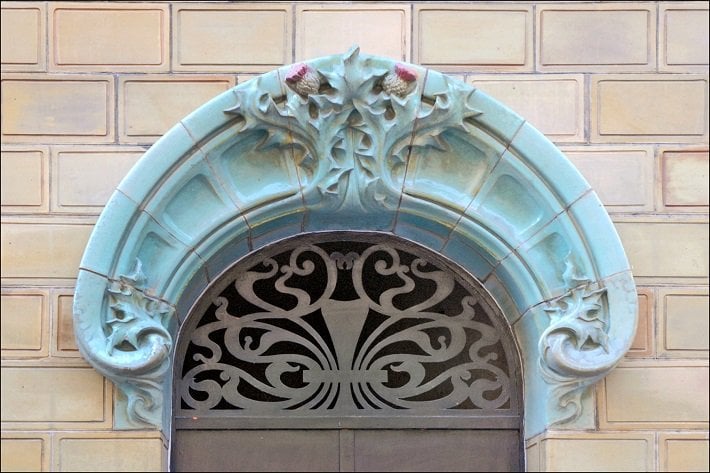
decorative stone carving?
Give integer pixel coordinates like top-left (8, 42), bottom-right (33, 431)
top-left (539, 258), bottom-right (611, 424)
top-left (225, 47), bottom-right (480, 215)
top-left (72, 48), bottom-right (637, 435)
top-left (285, 63), bottom-right (320, 96)
top-left (75, 260), bottom-right (173, 427)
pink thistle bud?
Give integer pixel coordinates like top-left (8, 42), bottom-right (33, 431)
top-left (394, 64), bottom-right (417, 82)
top-left (383, 64), bottom-right (417, 98)
top-left (284, 63), bottom-right (320, 96)
top-left (285, 63), bottom-right (309, 83)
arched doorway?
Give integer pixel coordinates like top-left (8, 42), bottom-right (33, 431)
top-left (171, 232), bottom-right (522, 471)
top-left (72, 47), bottom-right (638, 471)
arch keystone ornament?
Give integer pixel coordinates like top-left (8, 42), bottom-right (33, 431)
top-left (73, 47), bottom-right (637, 438)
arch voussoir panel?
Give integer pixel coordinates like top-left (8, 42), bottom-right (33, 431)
top-left (73, 47), bottom-right (637, 435)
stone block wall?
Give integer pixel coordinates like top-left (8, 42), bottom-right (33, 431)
top-left (1, 2), bottom-right (707, 471)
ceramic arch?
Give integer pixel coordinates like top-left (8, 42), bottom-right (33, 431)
top-left (73, 48), bottom-right (637, 438)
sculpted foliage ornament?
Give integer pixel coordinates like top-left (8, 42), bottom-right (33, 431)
top-left (225, 47), bottom-right (480, 215)
top-left (539, 259), bottom-right (610, 424)
top-left (75, 260), bottom-right (173, 427)
top-left (72, 48), bottom-right (637, 435)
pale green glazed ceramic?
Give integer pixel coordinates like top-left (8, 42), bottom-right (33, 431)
top-left (73, 48), bottom-right (637, 438)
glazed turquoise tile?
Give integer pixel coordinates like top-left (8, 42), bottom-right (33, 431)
top-left (247, 196), bottom-right (305, 250)
top-left (454, 212), bottom-right (515, 267)
top-left (600, 270), bottom-right (638, 358)
top-left (71, 50), bottom-right (638, 432)
top-left (79, 190), bottom-right (139, 276)
top-left (515, 211), bottom-right (596, 300)
top-left (112, 211), bottom-right (191, 299)
top-left (180, 88), bottom-right (240, 143)
top-left (73, 269), bottom-right (110, 348)
top-left (410, 70), bottom-right (500, 211)
top-left (197, 225), bottom-right (251, 285)
top-left (205, 127), bottom-right (301, 211)
top-left (512, 305), bottom-right (599, 435)
top-left (482, 273), bottom-right (524, 325)
top-left (404, 126), bottom-right (504, 211)
top-left (417, 68), bottom-right (476, 134)
top-left (512, 306), bottom-right (548, 436)
top-left (493, 252), bottom-right (546, 316)
top-left (304, 206), bottom-right (396, 233)
top-left (393, 194), bottom-right (460, 252)
top-left (467, 88), bottom-right (525, 145)
top-left (466, 150), bottom-right (564, 249)
top-left (245, 193), bottom-right (304, 230)
top-left (161, 250), bottom-right (208, 309)
top-left (569, 191), bottom-right (631, 279)
top-left (509, 122), bottom-right (591, 204)
top-left (420, 68), bottom-right (457, 98)
top-left (117, 123), bottom-right (197, 204)
top-left (251, 213), bottom-right (304, 251)
top-left (144, 149), bottom-right (240, 247)
top-left (441, 231), bottom-right (495, 282)
top-left (252, 68), bottom-right (289, 98)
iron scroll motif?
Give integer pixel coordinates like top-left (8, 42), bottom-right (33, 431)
top-left (178, 237), bottom-right (515, 416)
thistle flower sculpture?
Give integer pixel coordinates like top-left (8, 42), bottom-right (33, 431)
top-left (383, 63), bottom-right (417, 97)
top-left (285, 63), bottom-right (321, 96)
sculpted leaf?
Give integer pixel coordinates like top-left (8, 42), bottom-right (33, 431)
top-left (538, 257), bottom-right (613, 425)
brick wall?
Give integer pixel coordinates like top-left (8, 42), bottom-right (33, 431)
top-left (1, 2), bottom-right (708, 471)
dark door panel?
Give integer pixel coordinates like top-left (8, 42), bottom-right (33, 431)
top-left (172, 429), bottom-right (521, 472)
top-left (353, 429), bottom-right (520, 472)
top-left (173, 430), bottom-right (340, 472)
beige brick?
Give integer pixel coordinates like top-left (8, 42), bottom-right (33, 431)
top-left (627, 288), bottom-right (653, 358)
top-left (56, 293), bottom-right (78, 353)
top-left (615, 221), bottom-right (709, 279)
top-left (0, 292), bottom-right (44, 353)
top-left (660, 433), bottom-right (710, 472)
top-left (0, 438), bottom-right (44, 472)
top-left (1, 148), bottom-right (47, 211)
top-left (55, 434), bottom-right (163, 472)
top-left (562, 146), bottom-right (654, 211)
top-left (297, 4), bottom-right (410, 61)
top-left (661, 4), bottom-right (710, 70)
top-left (541, 433), bottom-right (654, 472)
top-left (0, 3), bottom-right (46, 71)
top-left (592, 75), bottom-right (709, 143)
top-left (662, 290), bottom-right (709, 355)
top-left (174, 4), bottom-right (292, 72)
top-left (526, 442), bottom-right (540, 472)
top-left (119, 76), bottom-right (234, 142)
top-left (52, 147), bottom-right (143, 212)
top-left (601, 361), bottom-right (709, 428)
top-left (1, 367), bottom-right (106, 423)
top-left (1, 75), bottom-right (114, 143)
top-left (662, 150), bottom-right (709, 208)
top-left (537, 4), bottom-right (655, 71)
top-left (470, 75), bottom-right (583, 142)
top-left (1, 222), bottom-right (93, 279)
top-left (415, 5), bottom-right (532, 70)
top-left (49, 3), bottom-right (168, 71)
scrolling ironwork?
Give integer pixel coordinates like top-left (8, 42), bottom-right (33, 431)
top-left (177, 234), bottom-right (519, 419)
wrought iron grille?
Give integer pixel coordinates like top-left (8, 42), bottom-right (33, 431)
top-left (176, 233), bottom-right (520, 421)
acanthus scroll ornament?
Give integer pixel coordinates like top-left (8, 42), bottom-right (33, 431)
top-left (75, 260), bottom-right (174, 428)
top-left (71, 47), bottom-right (638, 434)
top-left (538, 258), bottom-right (613, 425)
